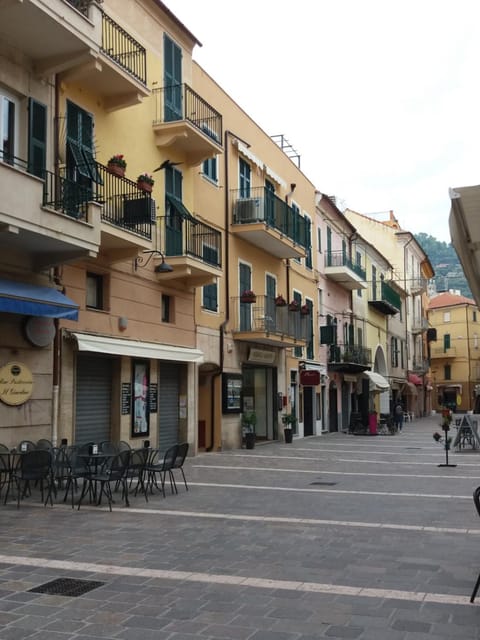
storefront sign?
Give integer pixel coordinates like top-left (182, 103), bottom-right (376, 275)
top-left (0, 362), bottom-right (33, 406)
top-left (300, 370), bottom-right (320, 386)
top-left (247, 348), bottom-right (275, 364)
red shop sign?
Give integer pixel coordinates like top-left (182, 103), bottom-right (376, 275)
top-left (300, 370), bottom-right (320, 386)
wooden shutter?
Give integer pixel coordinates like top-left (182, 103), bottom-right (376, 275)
top-left (28, 98), bottom-right (46, 178)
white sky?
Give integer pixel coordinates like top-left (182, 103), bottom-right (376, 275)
top-left (163, 0), bottom-right (480, 243)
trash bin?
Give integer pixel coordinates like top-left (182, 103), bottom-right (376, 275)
top-left (368, 412), bottom-right (377, 435)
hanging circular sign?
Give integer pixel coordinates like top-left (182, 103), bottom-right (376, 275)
top-left (456, 394), bottom-right (462, 406)
top-left (0, 362), bottom-right (34, 406)
top-left (24, 316), bottom-right (56, 347)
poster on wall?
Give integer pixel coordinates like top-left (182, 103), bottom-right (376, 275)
top-left (222, 373), bottom-right (242, 413)
top-left (132, 361), bottom-right (150, 437)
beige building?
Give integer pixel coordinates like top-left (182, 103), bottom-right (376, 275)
top-left (427, 291), bottom-right (480, 413)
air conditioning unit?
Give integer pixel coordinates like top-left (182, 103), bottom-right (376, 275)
top-left (234, 198), bottom-right (261, 223)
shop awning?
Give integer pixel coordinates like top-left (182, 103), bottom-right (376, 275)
top-left (71, 332), bottom-right (204, 363)
top-left (0, 278), bottom-right (79, 320)
top-left (402, 381), bottom-right (418, 395)
top-left (363, 371), bottom-right (390, 391)
top-left (408, 373), bottom-right (423, 385)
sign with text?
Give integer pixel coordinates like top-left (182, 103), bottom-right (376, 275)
top-left (300, 370), bottom-right (320, 386)
top-left (0, 362), bottom-right (33, 406)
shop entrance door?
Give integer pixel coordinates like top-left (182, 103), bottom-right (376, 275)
top-left (242, 366), bottom-right (277, 440)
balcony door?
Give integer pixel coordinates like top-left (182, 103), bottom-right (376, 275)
top-left (239, 262), bottom-right (252, 331)
top-left (164, 35), bottom-right (182, 122)
top-left (165, 166), bottom-right (183, 255)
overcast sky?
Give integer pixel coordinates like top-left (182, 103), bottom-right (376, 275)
top-left (163, 0), bottom-right (480, 243)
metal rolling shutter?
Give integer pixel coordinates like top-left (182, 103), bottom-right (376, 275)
top-left (75, 355), bottom-right (112, 445)
top-left (159, 363), bottom-right (180, 452)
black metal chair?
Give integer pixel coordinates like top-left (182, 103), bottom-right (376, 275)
top-left (471, 486), bottom-right (480, 602)
top-left (77, 449), bottom-right (131, 512)
top-left (125, 448), bottom-right (150, 501)
top-left (145, 445), bottom-right (178, 498)
top-left (17, 440), bottom-right (36, 452)
top-left (11, 449), bottom-right (54, 508)
top-left (118, 440), bottom-right (131, 452)
top-left (100, 441), bottom-right (118, 455)
top-left (52, 446), bottom-right (90, 509)
top-left (171, 442), bottom-right (189, 492)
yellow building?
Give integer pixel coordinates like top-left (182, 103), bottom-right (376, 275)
top-left (428, 292), bottom-right (480, 412)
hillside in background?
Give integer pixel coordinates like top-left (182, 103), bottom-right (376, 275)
top-left (415, 232), bottom-right (472, 298)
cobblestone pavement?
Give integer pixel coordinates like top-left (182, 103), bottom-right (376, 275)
top-left (1, 415), bottom-right (480, 639)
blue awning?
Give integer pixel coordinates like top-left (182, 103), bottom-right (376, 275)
top-left (0, 279), bottom-right (79, 320)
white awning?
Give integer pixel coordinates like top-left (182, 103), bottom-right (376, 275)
top-left (235, 140), bottom-right (263, 169)
top-left (363, 371), bottom-right (390, 391)
top-left (264, 164), bottom-right (287, 188)
top-left (71, 332), bottom-right (204, 363)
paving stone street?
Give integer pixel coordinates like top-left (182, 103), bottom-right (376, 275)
top-left (1, 415), bottom-right (480, 639)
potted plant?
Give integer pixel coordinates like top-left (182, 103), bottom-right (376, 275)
top-left (137, 173), bottom-right (155, 192)
top-left (275, 295), bottom-right (287, 307)
top-left (300, 304), bottom-right (310, 316)
top-left (240, 290), bottom-right (256, 304)
top-left (242, 411), bottom-right (256, 449)
top-left (107, 154), bottom-right (126, 177)
top-left (288, 300), bottom-right (300, 312)
top-left (282, 413), bottom-right (297, 443)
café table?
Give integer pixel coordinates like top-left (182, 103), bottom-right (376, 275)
top-left (0, 450), bottom-right (25, 504)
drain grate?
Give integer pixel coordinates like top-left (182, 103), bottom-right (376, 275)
top-left (310, 481), bottom-right (337, 486)
top-left (29, 578), bottom-right (105, 597)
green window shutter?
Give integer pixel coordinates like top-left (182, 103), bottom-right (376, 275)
top-left (320, 325), bottom-right (335, 345)
top-left (28, 98), bottom-right (46, 178)
top-left (203, 283), bottom-right (217, 311)
top-left (444, 334), bottom-right (450, 350)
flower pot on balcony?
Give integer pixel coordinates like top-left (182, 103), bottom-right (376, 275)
top-left (288, 301), bottom-right (300, 312)
top-left (107, 163), bottom-right (125, 178)
top-left (240, 291), bottom-right (256, 304)
top-left (275, 296), bottom-right (287, 307)
top-left (137, 180), bottom-right (153, 193)
top-left (300, 305), bottom-right (310, 316)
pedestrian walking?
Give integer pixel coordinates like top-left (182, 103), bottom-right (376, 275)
top-left (394, 401), bottom-right (404, 432)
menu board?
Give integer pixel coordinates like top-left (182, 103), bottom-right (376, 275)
top-left (121, 382), bottom-right (131, 415)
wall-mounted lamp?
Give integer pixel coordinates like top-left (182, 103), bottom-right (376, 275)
top-left (134, 250), bottom-right (173, 273)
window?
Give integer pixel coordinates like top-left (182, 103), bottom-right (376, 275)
top-left (444, 334), bottom-right (451, 351)
top-left (391, 337), bottom-right (398, 368)
top-left (163, 34), bottom-right (182, 121)
top-left (66, 101), bottom-right (101, 184)
top-left (400, 340), bottom-right (405, 368)
top-left (326, 226), bottom-right (332, 264)
top-left (203, 282), bottom-right (217, 311)
top-left (305, 298), bottom-right (314, 360)
top-left (293, 290), bottom-right (303, 358)
top-left (474, 310), bottom-right (478, 322)
top-left (318, 289), bottom-right (323, 316)
top-left (357, 327), bottom-right (363, 346)
top-left (371, 265), bottom-right (377, 299)
top-left (28, 98), bottom-right (47, 178)
top-left (475, 334), bottom-right (479, 349)
top-left (202, 156), bottom-right (218, 183)
top-left (162, 295), bottom-right (172, 322)
top-left (239, 158), bottom-right (251, 197)
top-left (443, 311), bottom-right (451, 322)
top-left (291, 203), bottom-right (301, 264)
top-left (304, 214), bottom-right (312, 269)
top-left (444, 364), bottom-right (451, 380)
top-left (1, 95), bottom-right (16, 165)
top-left (86, 273), bottom-right (104, 310)
top-left (317, 227), bottom-right (322, 253)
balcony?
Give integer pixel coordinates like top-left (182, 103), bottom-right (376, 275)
top-left (431, 346), bottom-right (457, 359)
top-left (0, 153), bottom-right (101, 270)
top-left (91, 162), bottom-right (154, 261)
top-left (411, 318), bottom-right (429, 334)
top-left (231, 295), bottom-right (310, 348)
top-left (152, 84), bottom-right (223, 166)
top-left (230, 188), bottom-right (308, 259)
top-left (324, 251), bottom-right (366, 290)
top-left (0, 1), bottom-right (149, 111)
top-left (153, 213), bottom-right (222, 288)
top-left (327, 344), bottom-right (371, 373)
top-left (410, 276), bottom-right (428, 294)
top-left (368, 281), bottom-right (401, 315)
top-left (412, 358), bottom-right (429, 373)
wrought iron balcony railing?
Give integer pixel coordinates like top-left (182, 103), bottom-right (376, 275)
top-left (101, 11), bottom-right (147, 85)
top-left (232, 295), bottom-right (311, 342)
top-left (412, 358), bottom-right (429, 372)
top-left (369, 281), bottom-right (401, 314)
top-left (231, 187), bottom-right (309, 249)
top-left (66, 0), bottom-right (91, 15)
top-left (328, 344), bottom-right (371, 366)
top-left (325, 250), bottom-right (366, 280)
top-left (158, 214), bottom-right (222, 267)
top-left (152, 84), bottom-right (222, 145)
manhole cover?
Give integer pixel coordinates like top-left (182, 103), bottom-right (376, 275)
top-left (310, 481), bottom-right (337, 486)
top-left (29, 578), bottom-right (105, 597)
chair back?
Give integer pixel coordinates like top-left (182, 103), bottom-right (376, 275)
top-left (118, 440), bottom-right (131, 452)
top-left (36, 439), bottom-right (53, 450)
top-left (0, 443), bottom-right (9, 453)
top-left (100, 441), bottom-right (118, 455)
top-left (129, 448), bottom-right (149, 469)
top-left (173, 442), bottom-right (189, 469)
top-left (474, 486), bottom-right (480, 518)
top-left (108, 450), bottom-right (131, 479)
top-left (19, 449), bottom-right (52, 479)
top-left (163, 444), bottom-right (179, 471)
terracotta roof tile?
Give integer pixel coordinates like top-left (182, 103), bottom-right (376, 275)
top-left (428, 292), bottom-right (476, 309)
